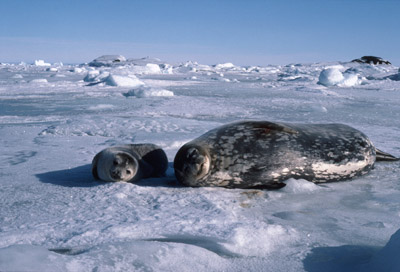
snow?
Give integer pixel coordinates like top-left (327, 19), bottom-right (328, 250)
top-left (0, 56), bottom-right (400, 271)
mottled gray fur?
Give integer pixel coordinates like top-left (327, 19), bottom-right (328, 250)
top-left (174, 121), bottom-right (398, 189)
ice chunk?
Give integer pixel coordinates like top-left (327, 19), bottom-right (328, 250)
top-left (145, 63), bottom-right (161, 73)
top-left (89, 55), bottom-right (126, 67)
top-left (282, 179), bottom-right (322, 193)
top-left (124, 86), bottom-right (174, 98)
top-left (104, 74), bottom-right (144, 87)
top-left (83, 70), bottom-right (107, 83)
top-left (318, 68), bottom-right (344, 86)
top-left (88, 104), bottom-right (115, 110)
top-left (318, 67), bottom-right (360, 87)
top-left (215, 63), bottom-right (235, 69)
top-left (34, 60), bottom-right (51, 67)
top-left (338, 73), bottom-right (360, 87)
top-left (129, 63), bottom-right (162, 74)
top-left (30, 78), bottom-right (48, 83)
top-left (71, 67), bottom-right (84, 73)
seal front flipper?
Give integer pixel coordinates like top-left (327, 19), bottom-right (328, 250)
top-left (375, 148), bottom-right (400, 161)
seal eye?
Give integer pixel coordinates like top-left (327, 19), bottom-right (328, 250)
top-left (113, 159), bottom-right (119, 166)
top-left (126, 170), bottom-right (131, 175)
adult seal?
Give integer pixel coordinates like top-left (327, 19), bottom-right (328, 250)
top-left (174, 121), bottom-right (398, 189)
top-left (92, 144), bottom-right (168, 183)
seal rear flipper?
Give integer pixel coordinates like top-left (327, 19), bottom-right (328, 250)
top-left (375, 148), bottom-right (400, 161)
top-left (141, 148), bottom-right (169, 176)
top-left (133, 160), bottom-right (154, 180)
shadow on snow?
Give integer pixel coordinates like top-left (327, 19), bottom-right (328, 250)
top-left (36, 162), bottom-right (181, 188)
top-left (303, 244), bottom-right (380, 272)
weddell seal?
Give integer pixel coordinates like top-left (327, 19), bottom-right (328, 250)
top-left (92, 144), bottom-right (168, 183)
top-left (173, 121), bottom-right (399, 189)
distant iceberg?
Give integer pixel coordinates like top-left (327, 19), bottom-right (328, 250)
top-left (89, 55), bottom-right (127, 67)
top-left (34, 60), bottom-right (51, 67)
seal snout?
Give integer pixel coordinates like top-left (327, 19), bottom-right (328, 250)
top-left (176, 147), bottom-right (210, 186)
top-left (108, 153), bottom-right (137, 182)
top-left (183, 148), bottom-right (205, 174)
top-left (111, 168), bottom-right (133, 181)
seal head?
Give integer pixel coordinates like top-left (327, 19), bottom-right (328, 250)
top-left (94, 149), bottom-right (138, 182)
top-left (174, 145), bottom-right (210, 187)
top-left (92, 144), bottom-right (169, 183)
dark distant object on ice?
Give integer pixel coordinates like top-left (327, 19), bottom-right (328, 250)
top-left (92, 144), bottom-right (168, 183)
top-left (174, 120), bottom-right (399, 190)
top-left (89, 55), bottom-right (127, 67)
top-left (351, 56), bottom-right (391, 65)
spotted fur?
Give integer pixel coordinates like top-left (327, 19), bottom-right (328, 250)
top-left (174, 121), bottom-right (397, 189)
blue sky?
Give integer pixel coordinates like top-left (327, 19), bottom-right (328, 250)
top-left (0, 0), bottom-right (399, 65)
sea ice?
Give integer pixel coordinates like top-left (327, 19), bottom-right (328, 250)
top-left (34, 59), bottom-right (51, 67)
top-left (215, 62), bottom-right (235, 69)
top-left (318, 67), bottom-right (360, 87)
top-left (89, 55), bottom-right (127, 67)
top-left (29, 78), bottom-right (48, 83)
top-left (124, 86), bottom-right (174, 98)
top-left (104, 74), bottom-right (144, 87)
top-left (0, 55), bottom-right (399, 271)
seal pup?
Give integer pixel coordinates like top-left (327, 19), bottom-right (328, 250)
top-left (92, 144), bottom-right (168, 183)
top-left (174, 121), bottom-right (398, 189)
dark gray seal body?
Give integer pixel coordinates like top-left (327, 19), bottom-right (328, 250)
top-left (92, 144), bottom-right (168, 183)
top-left (174, 121), bottom-right (398, 189)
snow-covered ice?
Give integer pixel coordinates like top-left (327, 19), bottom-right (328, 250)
top-left (34, 60), bottom-right (51, 67)
top-left (0, 56), bottom-right (400, 271)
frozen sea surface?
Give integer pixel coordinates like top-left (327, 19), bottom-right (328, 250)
top-left (0, 58), bottom-right (400, 271)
